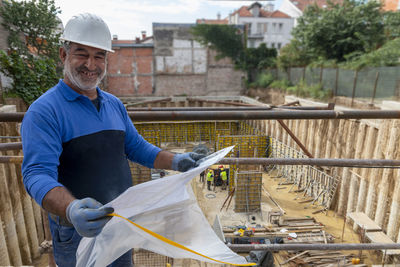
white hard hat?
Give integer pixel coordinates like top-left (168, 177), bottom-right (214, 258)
top-left (60, 13), bottom-right (114, 52)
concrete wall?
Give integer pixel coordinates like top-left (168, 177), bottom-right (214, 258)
top-left (153, 23), bottom-right (245, 96)
top-left (106, 45), bottom-right (154, 96)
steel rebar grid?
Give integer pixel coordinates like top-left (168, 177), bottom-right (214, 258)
top-left (228, 243), bottom-right (400, 252)
top-left (2, 110), bottom-right (400, 122)
top-left (220, 158), bottom-right (400, 167)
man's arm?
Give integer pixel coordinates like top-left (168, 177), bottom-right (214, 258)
top-left (154, 150), bottom-right (206, 172)
top-left (42, 186), bottom-right (75, 218)
top-left (153, 150), bottom-right (175, 169)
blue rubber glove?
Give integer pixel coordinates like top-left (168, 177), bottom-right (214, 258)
top-left (172, 152), bottom-right (206, 172)
top-left (66, 198), bottom-right (114, 237)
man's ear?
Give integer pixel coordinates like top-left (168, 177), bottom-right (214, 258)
top-left (59, 47), bottom-right (67, 63)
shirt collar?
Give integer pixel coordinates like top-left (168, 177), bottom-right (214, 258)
top-left (58, 79), bottom-right (108, 102)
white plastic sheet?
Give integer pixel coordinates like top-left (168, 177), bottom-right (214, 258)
top-left (76, 146), bottom-right (250, 266)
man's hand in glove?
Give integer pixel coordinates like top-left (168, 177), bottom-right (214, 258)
top-left (66, 198), bottom-right (114, 237)
top-left (172, 152), bottom-right (206, 172)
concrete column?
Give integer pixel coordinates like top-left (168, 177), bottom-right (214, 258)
top-left (355, 126), bottom-right (377, 213)
top-left (337, 120), bottom-right (358, 215)
top-left (375, 120), bottom-right (400, 228)
top-left (365, 121), bottom-right (389, 218)
top-left (347, 123), bottom-right (366, 214)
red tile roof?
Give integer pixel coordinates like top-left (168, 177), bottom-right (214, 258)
top-left (231, 6), bottom-right (291, 18)
top-left (290, 0), bottom-right (343, 12)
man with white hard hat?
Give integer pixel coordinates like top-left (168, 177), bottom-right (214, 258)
top-left (21, 13), bottom-right (205, 266)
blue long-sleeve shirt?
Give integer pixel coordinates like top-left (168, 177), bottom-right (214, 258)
top-left (21, 80), bottom-right (161, 205)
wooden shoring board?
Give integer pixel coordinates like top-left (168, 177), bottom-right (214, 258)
top-left (347, 212), bottom-right (382, 232)
top-left (365, 231), bottom-right (400, 255)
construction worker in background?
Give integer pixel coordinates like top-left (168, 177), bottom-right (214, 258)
top-left (21, 13), bottom-right (205, 267)
top-left (220, 165), bottom-right (228, 190)
top-left (200, 170), bottom-right (205, 183)
top-left (207, 169), bottom-right (214, 191)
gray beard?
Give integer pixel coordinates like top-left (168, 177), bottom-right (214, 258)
top-left (63, 60), bottom-right (106, 91)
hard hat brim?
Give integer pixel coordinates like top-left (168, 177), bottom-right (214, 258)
top-left (60, 37), bottom-right (114, 53)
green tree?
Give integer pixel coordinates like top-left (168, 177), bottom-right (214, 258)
top-left (277, 39), bottom-right (313, 69)
top-left (191, 24), bottom-right (245, 65)
top-left (191, 24), bottom-right (277, 81)
top-left (383, 11), bottom-right (400, 40)
top-left (0, 0), bottom-right (62, 104)
top-left (292, 0), bottom-right (385, 62)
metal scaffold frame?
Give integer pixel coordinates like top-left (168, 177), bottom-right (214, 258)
top-left (267, 137), bottom-right (339, 213)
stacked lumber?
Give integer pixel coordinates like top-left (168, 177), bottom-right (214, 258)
top-left (281, 250), bottom-right (367, 266)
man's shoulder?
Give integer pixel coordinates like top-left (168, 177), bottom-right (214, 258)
top-left (28, 84), bottom-right (63, 113)
top-left (100, 90), bottom-right (122, 103)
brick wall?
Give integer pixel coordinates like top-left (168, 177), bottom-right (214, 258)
top-left (106, 45), bottom-right (154, 96)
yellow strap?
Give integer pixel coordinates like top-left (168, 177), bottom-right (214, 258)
top-left (109, 213), bottom-right (256, 266)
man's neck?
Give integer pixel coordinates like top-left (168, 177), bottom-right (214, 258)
top-left (63, 78), bottom-right (98, 100)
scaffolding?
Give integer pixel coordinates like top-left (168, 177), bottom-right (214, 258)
top-left (268, 137), bottom-right (339, 212)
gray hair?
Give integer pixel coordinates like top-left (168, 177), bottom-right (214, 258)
top-left (62, 41), bottom-right (71, 53)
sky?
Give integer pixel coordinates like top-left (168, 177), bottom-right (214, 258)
top-left (54, 0), bottom-right (281, 40)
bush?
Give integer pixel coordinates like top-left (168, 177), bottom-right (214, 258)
top-left (256, 72), bottom-right (274, 88)
top-left (269, 79), bottom-right (292, 90)
top-left (284, 80), bottom-right (332, 100)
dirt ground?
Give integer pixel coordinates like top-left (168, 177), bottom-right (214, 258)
top-left (192, 168), bottom-right (385, 266)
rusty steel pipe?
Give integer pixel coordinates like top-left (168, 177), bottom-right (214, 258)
top-left (228, 243), bottom-right (400, 252)
top-left (0, 156), bottom-right (23, 163)
top-left (0, 142), bottom-right (22, 151)
top-left (2, 155), bottom-right (399, 167)
top-left (127, 106), bottom-right (272, 111)
top-left (128, 110), bottom-right (399, 121)
top-left (125, 97), bottom-right (171, 107)
top-left (187, 98), bottom-right (259, 107)
top-left (219, 158), bottom-right (400, 167)
top-left (2, 110), bottom-right (400, 122)
top-left (274, 105), bottom-right (335, 110)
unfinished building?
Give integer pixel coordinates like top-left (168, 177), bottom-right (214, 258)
top-left (1, 95), bottom-right (400, 266)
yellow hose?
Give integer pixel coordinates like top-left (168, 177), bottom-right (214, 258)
top-left (109, 213), bottom-right (256, 266)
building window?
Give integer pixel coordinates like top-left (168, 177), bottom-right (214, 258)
top-left (272, 22), bottom-right (276, 32)
top-left (249, 40), bottom-right (255, 48)
top-left (277, 43), bottom-right (282, 49)
top-left (257, 23), bottom-right (268, 34)
top-left (279, 23), bottom-right (283, 32)
top-left (246, 23), bottom-right (252, 35)
top-left (271, 43), bottom-right (275, 48)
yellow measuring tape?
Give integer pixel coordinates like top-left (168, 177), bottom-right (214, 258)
top-left (110, 213), bottom-right (256, 266)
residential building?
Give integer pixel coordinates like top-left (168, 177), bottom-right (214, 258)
top-left (279, 0), bottom-right (344, 26)
top-left (228, 2), bottom-right (294, 49)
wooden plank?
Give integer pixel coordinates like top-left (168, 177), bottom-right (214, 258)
top-left (347, 212), bottom-right (382, 232)
top-left (366, 231), bottom-right (400, 255)
top-left (281, 250), bottom-right (309, 265)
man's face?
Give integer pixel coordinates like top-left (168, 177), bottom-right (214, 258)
top-left (61, 43), bottom-right (107, 91)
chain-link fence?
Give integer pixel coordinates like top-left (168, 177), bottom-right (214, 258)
top-left (270, 66), bottom-right (400, 101)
